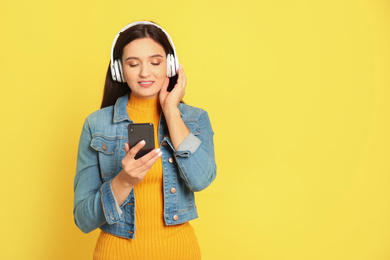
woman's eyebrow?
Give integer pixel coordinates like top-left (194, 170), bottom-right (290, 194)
top-left (125, 54), bottom-right (164, 62)
top-left (150, 54), bottom-right (163, 58)
top-left (125, 56), bottom-right (138, 61)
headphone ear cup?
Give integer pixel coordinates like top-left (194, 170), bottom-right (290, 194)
top-left (168, 54), bottom-right (177, 77)
top-left (111, 62), bottom-right (116, 81)
top-left (166, 54), bottom-right (172, 77)
top-left (170, 54), bottom-right (177, 77)
top-left (114, 60), bottom-right (123, 82)
top-left (174, 56), bottom-right (179, 76)
top-left (117, 60), bottom-right (125, 82)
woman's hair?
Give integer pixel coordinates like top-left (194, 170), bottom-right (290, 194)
top-left (101, 22), bottom-right (178, 108)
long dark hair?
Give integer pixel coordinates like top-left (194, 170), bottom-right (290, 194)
top-left (100, 22), bottom-right (178, 108)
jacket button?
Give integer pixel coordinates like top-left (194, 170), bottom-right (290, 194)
top-left (170, 188), bottom-right (176, 194)
top-left (162, 142), bottom-right (168, 147)
top-left (173, 215), bottom-right (179, 221)
top-left (168, 157), bottom-right (174, 163)
top-left (103, 142), bottom-right (107, 151)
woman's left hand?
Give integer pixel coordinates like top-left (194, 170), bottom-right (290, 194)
top-left (159, 64), bottom-right (190, 150)
top-left (159, 64), bottom-right (186, 112)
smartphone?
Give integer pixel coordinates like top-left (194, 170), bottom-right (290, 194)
top-left (127, 123), bottom-right (155, 159)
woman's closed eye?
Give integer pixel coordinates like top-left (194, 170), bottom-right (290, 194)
top-left (127, 61), bottom-right (139, 67)
top-left (151, 59), bottom-right (162, 66)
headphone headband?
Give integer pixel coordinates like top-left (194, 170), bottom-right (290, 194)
top-left (110, 21), bottom-right (179, 82)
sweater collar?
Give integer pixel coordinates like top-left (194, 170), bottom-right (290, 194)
top-left (127, 93), bottom-right (161, 116)
top-left (113, 92), bottom-right (184, 123)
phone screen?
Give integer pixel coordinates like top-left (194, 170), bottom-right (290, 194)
top-left (128, 123), bottom-right (155, 159)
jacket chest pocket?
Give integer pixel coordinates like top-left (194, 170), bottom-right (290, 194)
top-left (90, 136), bottom-right (119, 180)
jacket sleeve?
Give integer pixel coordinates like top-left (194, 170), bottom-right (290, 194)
top-left (73, 119), bottom-right (124, 233)
top-left (173, 110), bottom-right (217, 192)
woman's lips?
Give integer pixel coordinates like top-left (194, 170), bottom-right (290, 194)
top-left (138, 81), bottom-right (154, 88)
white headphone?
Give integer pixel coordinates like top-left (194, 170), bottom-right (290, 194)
top-left (110, 21), bottom-right (179, 83)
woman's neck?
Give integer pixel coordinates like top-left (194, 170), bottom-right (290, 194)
top-left (127, 93), bottom-right (161, 115)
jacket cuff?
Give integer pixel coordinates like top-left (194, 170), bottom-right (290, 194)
top-left (175, 133), bottom-right (201, 157)
top-left (100, 180), bottom-right (123, 225)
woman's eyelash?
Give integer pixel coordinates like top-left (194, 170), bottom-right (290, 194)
top-left (128, 62), bottom-right (160, 67)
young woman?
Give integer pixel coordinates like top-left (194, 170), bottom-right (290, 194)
top-left (73, 21), bottom-right (216, 259)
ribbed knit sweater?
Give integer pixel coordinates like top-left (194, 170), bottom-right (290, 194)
top-left (93, 94), bottom-right (201, 260)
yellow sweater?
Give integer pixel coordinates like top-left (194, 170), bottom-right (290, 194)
top-left (93, 94), bottom-right (201, 260)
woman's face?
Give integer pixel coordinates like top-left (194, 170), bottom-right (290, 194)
top-left (121, 37), bottom-right (167, 99)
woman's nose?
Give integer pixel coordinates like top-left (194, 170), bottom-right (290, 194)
top-left (140, 64), bottom-right (151, 77)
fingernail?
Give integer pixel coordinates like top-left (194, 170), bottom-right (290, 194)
top-left (155, 148), bottom-right (161, 153)
top-left (158, 152), bottom-right (162, 156)
top-left (140, 140), bottom-right (145, 145)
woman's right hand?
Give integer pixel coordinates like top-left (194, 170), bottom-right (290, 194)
top-left (120, 140), bottom-right (162, 187)
top-left (112, 140), bottom-right (162, 206)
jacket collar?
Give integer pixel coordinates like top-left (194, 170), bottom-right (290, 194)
top-left (113, 93), bottom-right (131, 123)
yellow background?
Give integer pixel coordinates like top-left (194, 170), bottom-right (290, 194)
top-left (1, 0), bottom-right (389, 259)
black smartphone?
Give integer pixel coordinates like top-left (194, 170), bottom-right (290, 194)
top-left (127, 123), bottom-right (155, 159)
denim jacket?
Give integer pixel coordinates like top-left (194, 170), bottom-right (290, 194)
top-left (73, 93), bottom-right (216, 239)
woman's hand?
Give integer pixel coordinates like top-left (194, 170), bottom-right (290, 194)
top-left (158, 64), bottom-right (190, 150)
top-left (112, 140), bottom-right (162, 205)
top-left (159, 64), bottom-right (186, 113)
top-left (120, 140), bottom-right (162, 186)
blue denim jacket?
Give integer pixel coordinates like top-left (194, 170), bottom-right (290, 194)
top-left (73, 93), bottom-right (216, 239)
